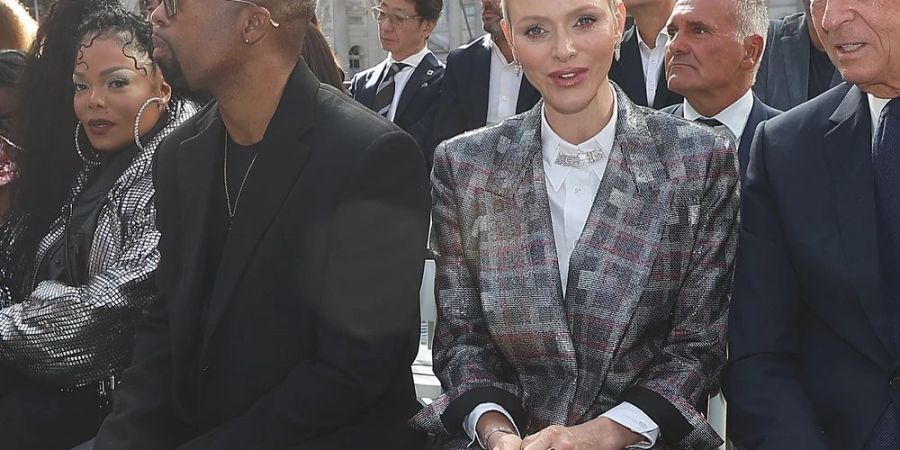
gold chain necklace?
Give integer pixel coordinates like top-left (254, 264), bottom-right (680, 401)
top-left (224, 133), bottom-right (259, 220)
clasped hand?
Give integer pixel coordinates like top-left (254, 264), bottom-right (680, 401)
top-left (487, 417), bottom-right (643, 450)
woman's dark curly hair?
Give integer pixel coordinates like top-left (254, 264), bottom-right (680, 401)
top-left (0, 0), bottom-right (155, 298)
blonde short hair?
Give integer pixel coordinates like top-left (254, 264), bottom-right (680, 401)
top-left (501, 0), bottom-right (620, 23)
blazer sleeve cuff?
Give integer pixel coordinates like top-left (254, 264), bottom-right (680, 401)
top-left (440, 386), bottom-right (525, 435)
top-left (621, 386), bottom-right (693, 444)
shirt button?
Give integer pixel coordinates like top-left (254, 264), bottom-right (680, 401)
top-left (54, 258), bottom-right (63, 267)
top-left (638, 421), bottom-right (648, 428)
top-left (574, 186), bottom-right (583, 196)
top-left (501, 96), bottom-right (509, 101)
top-left (891, 376), bottom-right (900, 391)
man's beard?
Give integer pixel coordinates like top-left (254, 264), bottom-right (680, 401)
top-left (157, 48), bottom-right (211, 105)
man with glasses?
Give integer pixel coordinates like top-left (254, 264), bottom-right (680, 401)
top-left (429, 0), bottom-right (541, 153)
top-left (91, 0), bottom-right (431, 449)
top-left (349, 0), bottom-right (444, 171)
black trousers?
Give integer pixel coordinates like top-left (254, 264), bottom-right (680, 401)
top-left (0, 369), bottom-right (101, 450)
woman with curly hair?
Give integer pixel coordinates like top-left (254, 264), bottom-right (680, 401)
top-left (0, 0), bottom-right (36, 51)
top-left (0, 0), bottom-right (197, 447)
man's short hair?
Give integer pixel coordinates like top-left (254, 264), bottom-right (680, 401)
top-left (265, 0), bottom-right (317, 24)
top-left (734, 0), bottom-right (768, 42)
top-left (412, 0), bottom-right (442, 23)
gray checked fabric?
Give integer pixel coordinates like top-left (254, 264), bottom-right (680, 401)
top-left (0, 100), bottom-right (198, 388)
top-left (410, 85), bottom-right (740, 449)
top-left (373, 62), bottom-right (407, 117)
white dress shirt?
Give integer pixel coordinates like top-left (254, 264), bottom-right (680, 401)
top-left (383, 46), bottom-right (433, 122)
top-left (463, 88), bottom-right (660, 449)
top-left (636, 27), bottom-right (669, 107)
top-left (682, 89), bottom-right (755, 144)
top-left (869, 93), bottom-right (891, 131)
top-left (486, 35), bottom-right (525, 125)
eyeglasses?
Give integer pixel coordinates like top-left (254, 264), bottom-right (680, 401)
top-left (0, 135), bottom-right (21, 154)
top-left (161, 0), bottom-right (280, 28)
top-left (371, 6), bottom-right (422, 28)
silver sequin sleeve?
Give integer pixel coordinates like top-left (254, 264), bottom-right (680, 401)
top-left (0, 181), bottom-right (160, 388)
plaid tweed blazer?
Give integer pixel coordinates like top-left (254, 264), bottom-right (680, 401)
top-left (411, 86), bottom-right (739, 449)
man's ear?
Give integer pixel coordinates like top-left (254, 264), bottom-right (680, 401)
top-left (422, 19), bottom-right (437, 40)
top-left (243, 8), bottom-right (276, 44)
top-left (743, 34), bottom-right (765, 70)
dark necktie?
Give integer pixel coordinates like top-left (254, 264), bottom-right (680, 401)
top-left (869, 97), bottom-right (900, 449)
top-left (694, 117), bottom-right (723, 127)
top-left (372, 62), bottom-right (407, 118)
top-left (694, 117), bottom-right (736, 142)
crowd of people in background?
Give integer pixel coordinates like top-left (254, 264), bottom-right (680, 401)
top-left (0, 0), bottom-right (897, 449)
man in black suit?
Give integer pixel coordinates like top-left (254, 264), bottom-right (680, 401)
top-left (429, 0), bottom-right (541, 150)
top-left (725, 0), bottom-right (900, 447)
top-left (663, 0), bottom-right (779, 180)
top-left (752, 0), bottom-right (842, 111)
top-left (92, 1), bottom-right (431, 449)
top-left (609, 0), bottom-right (682, 109)
top-left (350, 0), bottom-right (444, 169)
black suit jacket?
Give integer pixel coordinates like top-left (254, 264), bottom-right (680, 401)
top-left (724, 83), bottom-right (900, 449)
top-left (609, 26), bottom-right (682, 109)
top-left (430, 35), bottom-right (541, 149)
top-left (94, 62), bottom-right (431, 450)
top-left (752, 13), bottom-right (843, 111)
top-left (662, 94), bottom-right (781, 180)
top-left (349, 52), bottom-right (444, 169)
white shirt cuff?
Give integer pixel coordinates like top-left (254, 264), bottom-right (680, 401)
top-left (464, 403), bottom-right (520, 448)
top-left (601, 401), bottom-right (660, 449)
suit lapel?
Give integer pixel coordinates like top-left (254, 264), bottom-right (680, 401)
top-left (358, 61), bottom-right (387, 108)
top-left (481, 105), bottom-right (578, 424)
top-left (612, 29), bottom-right (649, 106)
top-left (784, 17), bottom-right (811, 108)
top-left (517, 77), bottom-right (542, 114)
top-left (471, 37), bottom-right (492, 127)
top-left (566, 88), bottom-right (675, 422)
top-left (823, 85), bottom-right (896, 359)
top-left (651, 67), bottom-right (673, 109)
top-left (738, 96), bottom-right (767, 178)
top-left (201, 63), bottom-right (317, 352)
top-left (395, 53), bottom-right (442, 120)
top-left (171, 107), bottom-right (221, 365)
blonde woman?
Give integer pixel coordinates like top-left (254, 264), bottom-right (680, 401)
top-left (411, 0), bottom-right (740, 448)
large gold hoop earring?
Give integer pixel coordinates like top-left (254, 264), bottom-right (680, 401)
top-left (74, 122), bottom-right (100, 166)
top-left (133, 96), bottom-right (166, 152)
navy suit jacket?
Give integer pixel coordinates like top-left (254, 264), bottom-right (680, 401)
top-left (430, 35), bottom-right (541, 149)
top-left (724, 83), bottom-right (900, 449)
top-left (349, 52), bottom-right (444, 169)
top-left (662, 94), bottom-right (781, 180)
top-left (752, 13), bottom-right (843, 111)
top-left (609, 26), bottom-right (682, 109)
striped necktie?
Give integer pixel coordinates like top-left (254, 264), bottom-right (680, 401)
top-left (372, 62), bottom-right (408, 118)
